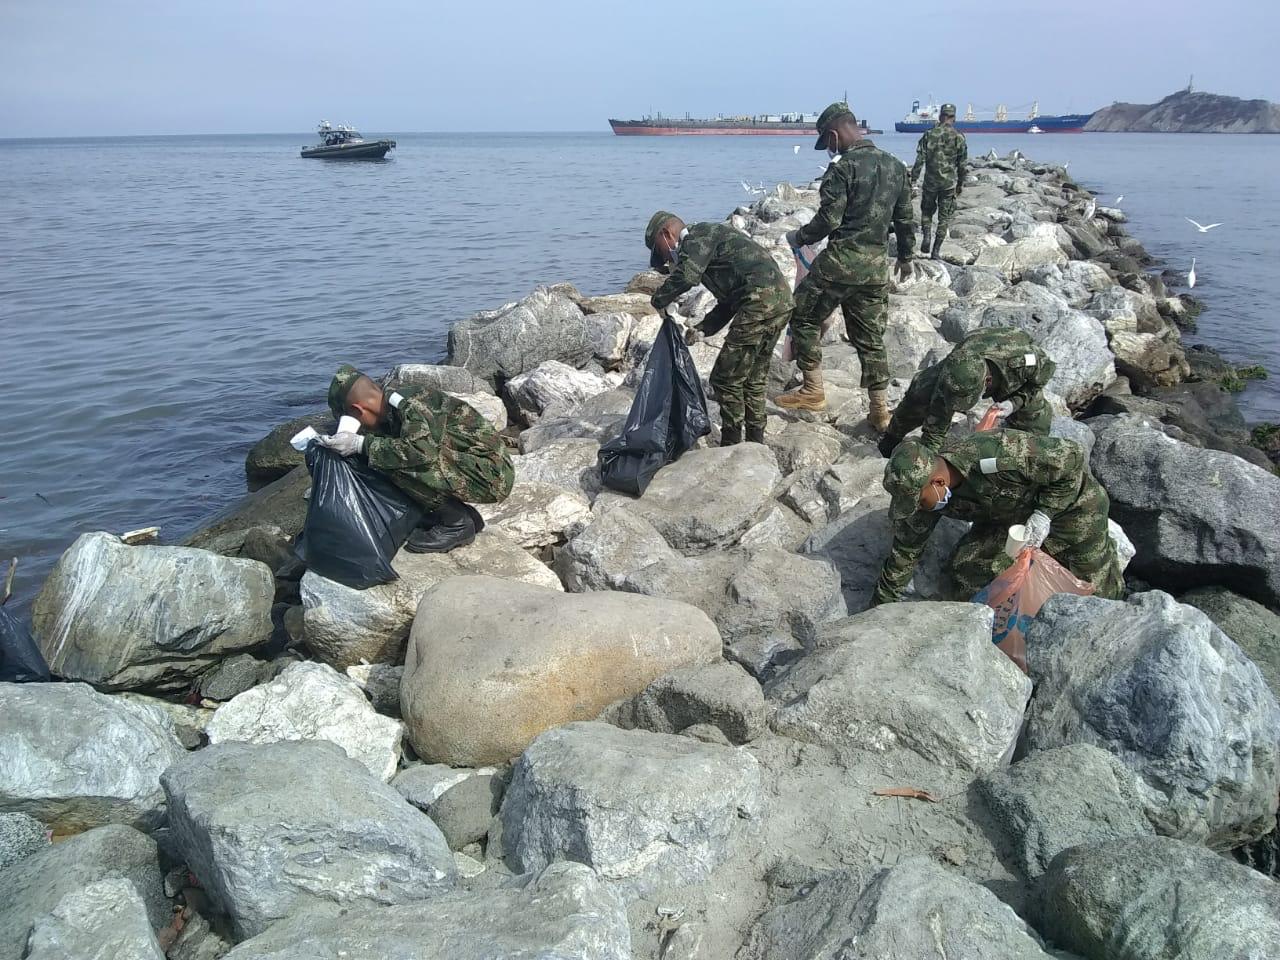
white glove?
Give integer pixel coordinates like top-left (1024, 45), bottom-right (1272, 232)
top-left (317, 432), bottom-right (365, 457)
top-left (1023, 510), bottom-right (1051, 550)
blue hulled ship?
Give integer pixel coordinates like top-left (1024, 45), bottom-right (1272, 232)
top-left (895, 100), bottom-right (1094, 134)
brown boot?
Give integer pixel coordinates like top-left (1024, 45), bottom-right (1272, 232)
top-left (775, 368), bottom-right (826, 411)
top-left (867, 388), bottom-right (892, 432)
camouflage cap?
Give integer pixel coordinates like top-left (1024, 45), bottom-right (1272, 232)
top-left (883, 439), bottom-right (937, 521)
top-left (327, 363), bottom-right (366, 420)
top-left (814, 101), bottom-right (854, 150)
top-left (645, 210), bottom-right (678, 269)
top-left (940, 103), bottom-right (957, 117)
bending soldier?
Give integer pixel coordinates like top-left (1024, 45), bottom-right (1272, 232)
top-left (910, 103), bottom-right (967, 260)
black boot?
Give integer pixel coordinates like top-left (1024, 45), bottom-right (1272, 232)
top-left (930, 232), bottom-right (944, 260)
top-left (405, 498), bottom-right (479, 554)
top-left (745, 423), bottom-right (766, 444)
top-left (720, 423), bottom-right (742, 447)
top-left (920, 224), bottom-right (932, 256)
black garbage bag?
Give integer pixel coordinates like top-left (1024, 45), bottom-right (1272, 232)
top-left (294, 444), bottom-right (425, 589)
top-left (599, 315), bottom-right (711, 496)
top-left (0, 607), bottom-right (51, 683)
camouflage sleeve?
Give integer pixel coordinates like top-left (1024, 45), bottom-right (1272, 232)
top-left (892, 166), bottom-right (916, 261)
top-left (956, 135), bottom-right (968, 190)
top-left (910, 132), bottom-right (926, 183)
top-left (922, 358), bottom-right (984, 447)
top-left (871, 511), bottom-right (940, 606)
top-left (1020, 439), bottom-right (1085, 517)
top-left (794, 162), bottom-right (848, 247)
top-left (364, 407), bottom-right (446, 491)
top-left (651, 228), bottom-right (715, 311)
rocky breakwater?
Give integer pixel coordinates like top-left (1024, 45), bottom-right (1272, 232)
top-left (4, 150), bottom-right (1280, 959)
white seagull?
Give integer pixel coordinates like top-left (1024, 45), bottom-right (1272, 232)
top-left (1113, 194), bottom-right (1124, 205)
top-left (986, 148), bottom-right (998, 160)
top-left (740, 180), bottom-right (765, 196)
top-left (793, 144), bottom-right (801, 154)
top-left (1083, 199), bottom-right (1096, 221)
top-left (1187, 257), bottom-right (1197, 289)
top-left (1185, 217), bottom-right (1223, 233)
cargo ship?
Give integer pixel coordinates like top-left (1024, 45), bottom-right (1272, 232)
top-left (609, 111), bottom-right (881, 136)
top-left (894, 100), bottom-right (1094, 134)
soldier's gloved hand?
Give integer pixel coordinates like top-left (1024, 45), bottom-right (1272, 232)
top-left (877, 432), bottom-right (903, 459)
top-left (894, 259), bottom-right (914, 282)
top-left (317, 432), bottom-right (365, 458)
top-left (784, 229), bottom-right (801, 251)
top-left (684, 326), bottom-right (704, 346)
top-left (1023, 510), bottom-right (1051, 550)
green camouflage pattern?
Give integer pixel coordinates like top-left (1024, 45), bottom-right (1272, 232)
top-left (644, 210), bottom-right (678, 251)
top-left (873, 429), bottom-right (1123, 606)
top-left (886, 327), bottom-right (1057, 449)
top-left (651, 222), bottom-right (791, 315)
top-left (920, 188), bottom-right (958, 238)
top-left (789, 276), bottom-right (890, 388)
top-left (911, 123), bottom-right (967, 193)
top-left (327, 363), bottom-right (364, 419)
top-left (326, 367), bottom-right (514, 510)
top-left (709, 300), bottom-right (790, 433)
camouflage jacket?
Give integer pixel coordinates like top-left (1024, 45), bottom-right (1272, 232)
top-left (651, 222), bottom-right (792, 319)
top-left (364, 386), bottom-right (514, 509)
top-left (911, 124), bottom-right (968, 193)
top-left (794, 140), bottom-right (915, 284)
top-left (873, 430), bottom-right (1088, 605)
top-left (918, 328), bottom-right (1055, 448)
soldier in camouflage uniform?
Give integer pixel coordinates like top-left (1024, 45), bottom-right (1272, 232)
top-left (911, 103), bottom-right (968, 260)
top-left (319, 364), bottom-right (514, 552)
top-left (876, 327), bottom-right (1056, 457)
top-left (872, 430), bottom-right (1124, 606)
top-left (645, 211), bottom-right (793, 445)
top-left (777, 102), bottom-right (915, 431)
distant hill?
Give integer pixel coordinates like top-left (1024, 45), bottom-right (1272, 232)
top-left (1085, 89), bottom-right (1280, 133)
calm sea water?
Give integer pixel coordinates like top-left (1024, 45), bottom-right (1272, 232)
top-left (2, 131), bottom-right (1278, 611)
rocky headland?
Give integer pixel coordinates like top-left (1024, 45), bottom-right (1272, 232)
top-left (1085, 88), bottom-right (1280, 133)
top-left (3, 151), bottom-right (1280, 960)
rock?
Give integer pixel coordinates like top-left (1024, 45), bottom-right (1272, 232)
top-left (446, 390), bottom-right (508, 431)
top-left (198, 653), bottom-right (273, 701)
top-left (1036, 836), bottom-right (1280, 960)
top-left (713, 545), bottom-right (846, 650)
top-left (737, 500), bottom-right (813, 552)
top-left (584, 311), bottom-right (634, 369)
top-left (511, 437), bottom-right (603, 502)
top-left (622, 445), bottom-right (782, 552)
top-left (446, 287), bottom-right (592, 384)
top-left (244, 411), bottom-right (334, 485)
top-left (1109, 518), bottom-right (1136, 572)
top-left (382, 363), bottom-right (492, 396)
top-left (577, 291), bottom-right (656, 318)
top-left (0, 682), bottom-right (183, 833)
top-left (114, 693), bottom-right (213, 750)
top-left (504, 360), bottom-right (611, 425)
top-left (401, 576), bottom-right (721, 765)
top-left (1108, 331), bottom-right (1188, 392)
top-left (31, 533), bottom-right (274, 692)
top-left (162, 740), bottom-right (455, 939)
top-left (1180, 586), bottom-right (1280, 697)
top-left (1089, 416), bottom-right (1280, 606)
top-left (554, 506), bottom-right (677, 592)
top-left (518, 387), bottom-right (633, 453)
top-left (602, 661), bottom-right (766, 744)
top-left (1087, 284), bottom-right (1161, 335)
top-left (0, 813), bottom-right (47, 871)
top-left (220, 862), bottom-right (630, 960)
top-left (1026, 591), bottom-right (1280, 848)
top-left (0, 826), bottom-right (167, 960)
top-left (1050, 414), bottom-right (1095, 458)
top-left (949, 265), bottom-right (1009, 303)
top-left (300, 531), bottom-right (561, 669)
top-left (765, 420), bottom-right (849, 475)
top-left (973, 234), bottom-right (1067, 278)
top-left (499, 722), bottom-right (762, 897)
top-left (977, 303), bottom-right (1115, 407)
top-left (183, 467), bottom-right (310, 554)
top-left (976, 744), bottom-right (1154, 878)
top-left (392, 764), bottom-right (477, 810)
top-left (23, 878), bottom-right (165, 960)
top-left (344, 661), bottom-right (403, 716)
top-left (424, 772), bottom-right (504, 850)
top-left (475, 481), bottom-right (591, 548)
top-left (883, 301), bottom-right (948, 377)
top-left (768, 602), bottom-right (1032, 773)
top-left (206, 661), bottom-right (404, 781)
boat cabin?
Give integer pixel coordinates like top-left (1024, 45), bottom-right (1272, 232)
top-left (316, 121), bottom-right (363, 146)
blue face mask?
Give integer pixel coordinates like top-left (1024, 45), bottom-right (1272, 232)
top-left (930, 485), bottom-right (952, 511)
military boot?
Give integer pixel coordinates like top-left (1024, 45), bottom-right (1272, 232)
top-left (745, 424), bottom-right (766, 444)
top-left (405, 499), bottom-right (478, 554)
top-left (720, 423), bottom-right (742, 446)
top-left (920, 224), bottom-right (932, 256)
top-left (774, 368), bottom-right (826, 412)
top-left (867, 388), bottom-right (892, 433)
top-left (930, 232), bottom-right (944, 260)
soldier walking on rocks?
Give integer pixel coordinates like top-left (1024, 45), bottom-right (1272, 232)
top-left (877, 327), bottom-right (1056, 457)
top-left (776, 102), bottom-right (915, 432)
top-left (873, 430), bottom-right (1124, 606)
top-left (645, 211), bottom-right (793, 445)
top-left (319, 365), bottom-right (514, 553)
top-left (911, 103), bottom-right (967, 260)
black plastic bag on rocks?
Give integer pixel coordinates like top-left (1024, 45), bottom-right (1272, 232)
top-left (598, 315), bottom-right (711, 496)
top-left (294, 444), bottom-right (425, 589)
top-left (0, 607), bottom-right (50, 682)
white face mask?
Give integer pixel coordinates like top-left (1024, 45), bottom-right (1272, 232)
top-left (930, 484), bottom-right (952, 511)
top-left (826, 132), bottom-right (840, 159)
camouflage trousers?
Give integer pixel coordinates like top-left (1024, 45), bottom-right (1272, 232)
top-left (921, 188), bottom-right (958, 237)
top-left (710, 303), bottom-right (790, 432)
top-left (946, 473), bottom-right (1125, 601)
top-left (790, 272), bottom-right (890, 390)
top-left (892, 361), bottom-right (1054, 449)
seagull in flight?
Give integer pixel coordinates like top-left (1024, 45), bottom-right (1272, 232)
top-left (1113, 195), bottom-right (1124, 205)
top-left (740, 180), bottom-right (766, 196)
top-left (1185, 217), bottom-right (1223, 233)
top-left (1187, 257), bottom-right (1197, 289)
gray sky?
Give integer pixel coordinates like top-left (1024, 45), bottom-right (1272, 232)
top-left (3, 0), bottom-right (1276, 137)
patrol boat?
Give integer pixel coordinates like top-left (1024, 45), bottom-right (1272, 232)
top-left (301, 121), bottom-right (396, 160)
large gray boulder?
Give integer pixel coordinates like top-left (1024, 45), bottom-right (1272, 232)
top-left (553, 506), bottom-right (678, 592)
top-left (0, 813), bottom-right (47, 871)
top-left (1026, 591), bottom-right (1280, 848)
top-left (401, 576), bottom-right (721, 766)
top-left (31, 533), bottom-right (274, 691)
top-left (1181, 586), bottom-right (1280, 698)
top-left (976, 743), bottom-right (1154, 878)
top-left (244, 411), bottom-right (334, 485)
top-left (0, 683), bottom-right (184, 832)
top-left (162, 740), bottom-right (455, 939)
top-left (768, 602), bottom-right (1032, 773)
top-left (1090, 416), bottom-right (1280, 606)
top-left (0, 826), bottom-right (167, 960)
top-left (221, 862), bottom-right (629, 960)
top-left (499, 722), bottom-right (763, 897)
top-left (882, 301), bottom-right (948, 377)
top-left (973, 234), bottom-right (1067, 278)
top-left (382, 363), bottom-right (492, 396)
top-left (205, 661), bottom-right (404, 781)
top-left (447, 287), bottom-right (592, 383)
top-left (511, 437), bottom-right (603, 502)
top-left (475, 481), bottom-right (591, 548)
top-left (300, 531), bottom-right (562, 669)
top-left (602, 661), bottom-right (766, 745)
top-left (23, 878), bottom-right (165, 960)
top-left (504, 360), bottom-right (611, 425)
top-left (518, 388), bottom-right (634, 453)
top-left (978, 302), bottom-right (1114, 406)
top-left (183, 466), bottom-right (310, 553)
top-left (1036, 836), bottom-right (1280, 960)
